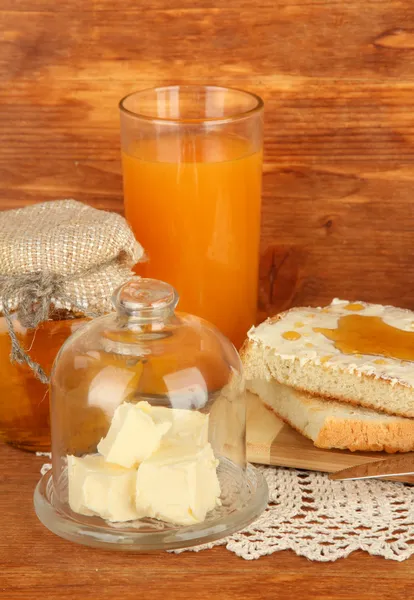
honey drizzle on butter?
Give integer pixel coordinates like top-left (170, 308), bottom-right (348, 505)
top-left (314, 315), bottom-right (414, 361)
top-left (282, 331), bottom-right (302, 341)
top-left (344, 303), bottom-right (365, 312)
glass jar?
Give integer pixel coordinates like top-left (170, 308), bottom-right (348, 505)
top-left (0, 311), bottom-right (86, 452)
top-left (34, 278), bottom-right (268, 550)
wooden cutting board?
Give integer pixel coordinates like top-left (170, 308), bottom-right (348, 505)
top-left (245, 393), bottom-right (413, 478)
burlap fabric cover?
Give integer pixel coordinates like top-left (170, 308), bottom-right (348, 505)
top-left (0, 199), bottom-right (143, 314)
top-left (0, 199), bottom-right (144, 381)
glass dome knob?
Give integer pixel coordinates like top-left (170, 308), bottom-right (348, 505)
top-left (112, 278), bottom-right (179, 319)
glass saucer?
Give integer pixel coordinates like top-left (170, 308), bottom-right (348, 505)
top-left (34, 461), bottom-right (268, 551)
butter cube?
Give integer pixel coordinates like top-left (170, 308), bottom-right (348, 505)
top-left (67, 455), bottom-right (139, 522)
top-left (97, 402), bottom-right (171, 468)
top-left (137, 401), bottom-right (209, 447)
top-left (135, 443), bottom-right (221, 526)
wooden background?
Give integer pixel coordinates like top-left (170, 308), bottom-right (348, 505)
top-left (2, 0), bottom-right (414, 319)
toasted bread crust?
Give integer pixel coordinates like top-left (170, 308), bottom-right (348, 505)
top-left (315, 417), bottom-right (414, 453)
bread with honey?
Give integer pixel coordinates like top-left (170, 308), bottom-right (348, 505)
top-left (242, 299), bottom-right (414, 418)
top-left (248, 379), bottom-right (414, 452)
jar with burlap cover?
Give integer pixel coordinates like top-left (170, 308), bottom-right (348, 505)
top-left (0, 199), bottom-right (144, 451)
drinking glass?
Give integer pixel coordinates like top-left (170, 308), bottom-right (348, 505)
top-left (119, 85), bottom-right (263, 348)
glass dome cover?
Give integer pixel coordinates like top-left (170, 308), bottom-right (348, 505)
top-left (34, 278), bottom-right (268, 550)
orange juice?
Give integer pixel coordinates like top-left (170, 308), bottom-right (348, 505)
top-left (122, 134), bottom-right (262, 348)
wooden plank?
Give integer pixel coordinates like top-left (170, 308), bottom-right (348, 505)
top-left (1, 438), bottom-right (414, 600)
top-left (2, 0), bottom-right (414, 316)
top-left (3, 1), bottom-right (414, 80)
top-left (2, 79), bottom-right (414, 315)
top-left (246, 392), bottom-right (285, 464)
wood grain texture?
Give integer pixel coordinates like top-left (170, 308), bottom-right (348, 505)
top-left (2, 2), bottom-right (414, 595)
top-left (0, 441), bottom-right (414, 600)
top-left (2, 0), bottom-right (414, 319)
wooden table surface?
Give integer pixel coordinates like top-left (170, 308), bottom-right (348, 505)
top-left (0, 441), bottom-right (412, 600)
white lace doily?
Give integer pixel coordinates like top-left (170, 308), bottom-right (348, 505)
top-left (177, 466), bottom-right (414, 562)
top-left (38, 455), bottom-right (414, 562)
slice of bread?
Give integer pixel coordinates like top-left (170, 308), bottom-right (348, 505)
top-left (242, 299), bottom-right (414, 418)
top-left (248, 379), bottom-right (414, 452)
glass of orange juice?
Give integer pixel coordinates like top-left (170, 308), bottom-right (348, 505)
top-left (119, 85), bottom-right (263, 348)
